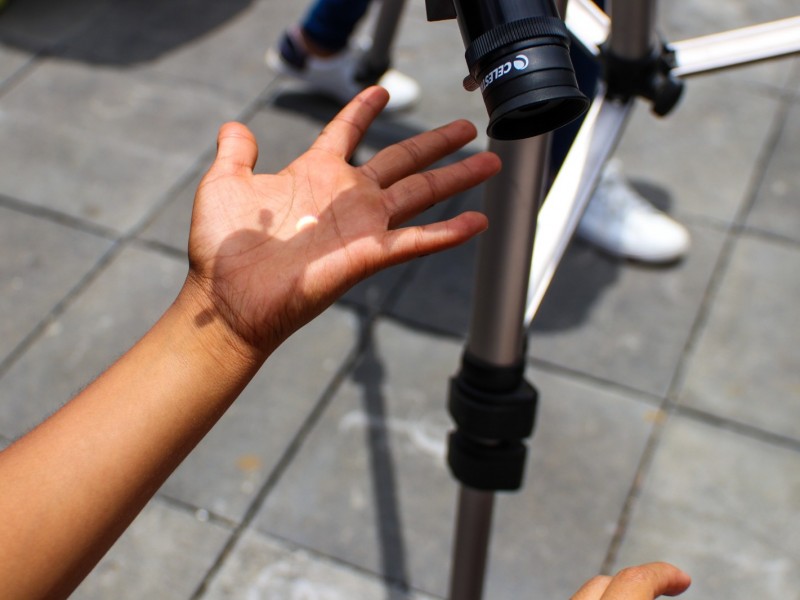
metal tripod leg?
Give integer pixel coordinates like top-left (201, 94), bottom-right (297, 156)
top-left (446, 1), bottom-right (662, 598)
top-left (448, 134), bottom-right (551, 600)
top-left (357, 0), bottom-right (408, 83)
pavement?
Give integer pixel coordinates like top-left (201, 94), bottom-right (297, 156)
top-left (0, 0), bottom-right (798, 598)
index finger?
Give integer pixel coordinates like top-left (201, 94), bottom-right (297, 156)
top-left (310, 86), bottom-right (390, 159)
top-left (601, 563), bottom-right (691, 600)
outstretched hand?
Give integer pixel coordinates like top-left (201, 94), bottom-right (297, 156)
top-left (184, 86), bottom-right (500, 358)
top-left (571, 563), bottom-right (691, 600)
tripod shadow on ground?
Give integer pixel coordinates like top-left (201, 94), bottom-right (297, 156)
top-left (0, 0), bottom-right (254, 65)
top-left (351, 317), bottom-right (415, 599)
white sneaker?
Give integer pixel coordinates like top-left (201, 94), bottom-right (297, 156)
top-left (577, 160), bottom-right (690, 263)
top-left (266, 32), bottom-right (420, 113)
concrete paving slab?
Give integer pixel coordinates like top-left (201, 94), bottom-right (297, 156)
top-left (388, 232), bottom-right (480, 338)
top-left (137, 168), bottom-right (202, 256)
top-left (0, 60), bottom-right (241, 160)
top-left (528, 222), bottom-right (727, 396)
top-left (0, 204), bottom-right (111, 368)
top-left (0, 111), bottom-right (190, 231)
top-left (146, 0), bottom-right (302, 102)
top-left (0, 59), bottom-right (242, 231)
top-left (205, 529), bottom-right (439, 600)
top-left (678, 235), bottom-right (800, 441)
top-left (253, 318), bottom-right (463, 596)
top-left (0, 44), bottom-right (33, 83)
top-left (0, 245), bottom-right (184, 438)
top-left (162, 303), bottom-right (360, 523)
top-left (615, 75), bottom-right (783, 226)
top-left (614, 415), bottom-right (800, 599)
top-left (253, 318), bottom-right (657, 598)
top-left (73, 498), bottom-right (232, 600)
top-left (746, 97), bottom-right (800, 244)
top-left (392, 214), bottom-right (727, 397)
top-left (49, 0), bottom-right (293, 103)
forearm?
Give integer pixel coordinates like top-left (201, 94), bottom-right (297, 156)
top-left (0, 281), bottom-right (266, 599)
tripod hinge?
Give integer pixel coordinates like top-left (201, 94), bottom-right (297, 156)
top-left (600, 39), bottom-right (684, 117)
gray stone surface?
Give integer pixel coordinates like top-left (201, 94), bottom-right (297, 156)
top-left (0, 204), bottom-right (111, 367)
top-left (527, 223), bottom-right (727, 396)
top-left (678, 236), bottom-right (800, 441)
top-left (615, 416), bottom-right (800, 599)
top-left (0, 0), bottom-right (798, 598)
top-left (73, 498), bottom-right (232, 600)
top-left (253, 320), bottom-right (657, 598)
top-left (614, 76), bottom-right (783, 226)
top-left (162, 304), bottom-right (360, 522)
top-left (205, 530), bottom-right (439, 600)
top-left (0, 60), bottom-right (242, 231)
top-left (746, 96), bottom-right (800, 244)
top-left (0, 245), bottom-right (185, 438)
top-left (0, 44), bottom-right (31, 82)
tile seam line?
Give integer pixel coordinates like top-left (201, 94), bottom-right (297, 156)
top-left (599, 76), bottom-right (795, 574)
top-left (189, 308), bottom-right (377, 599)
top-left (0, 239), bottom-right (126, 383)
top-left (0, 52), bottom-right (42, 99)
top-left (674, 404), bottom-right (800, 455)
top-left (662, 64), bottom-right (796, 412)
top-left (246, 529), bottom-right (444, 600)
top-left (0, 193), bottom-right (120, 240)
top-left (0, 81), bottom-right (276, 421)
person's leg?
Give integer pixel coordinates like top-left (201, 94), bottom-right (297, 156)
top-left (267, 0), bottom-right (420, 112)
top-left (301, 0), bottom-right (372, 55)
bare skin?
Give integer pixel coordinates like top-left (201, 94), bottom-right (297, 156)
top-left (571, 563), bottom-right (691, 600)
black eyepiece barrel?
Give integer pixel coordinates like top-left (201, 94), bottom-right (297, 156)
top-left (453, 0), bottom-right (589, 140)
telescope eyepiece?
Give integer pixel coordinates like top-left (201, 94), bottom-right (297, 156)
top-left (453, 1), bottom-right (589, 140)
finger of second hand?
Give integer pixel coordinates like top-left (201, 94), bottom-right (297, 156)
top-left (363, 120), bottom-right (478, 189)
top-left (385, 151), bottom-right (501, 228)
top-left (601, 564), bottom-right (691, 600)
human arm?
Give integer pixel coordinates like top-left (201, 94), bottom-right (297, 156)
top-left (0, 86), bottom-right (501, 599)
top-left (571, 562), bottom-right (692, 600)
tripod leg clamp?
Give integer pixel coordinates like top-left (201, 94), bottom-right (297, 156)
top-left (446, 353), bottom-right (539, 491)
top-left (600, 39), bottom-right (684, 116)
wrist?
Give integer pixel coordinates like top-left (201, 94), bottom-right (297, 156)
top-left (171, 274), bottom-right (272, 378)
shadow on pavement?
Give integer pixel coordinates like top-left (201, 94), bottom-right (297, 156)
top-left (0, 0), bottom-right (254, 64)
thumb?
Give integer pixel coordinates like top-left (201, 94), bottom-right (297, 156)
top-left (210, 122), bottom-right (259, 177)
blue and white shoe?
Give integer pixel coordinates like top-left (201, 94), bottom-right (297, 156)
top-left (266, 30), bottom-right (420, 113)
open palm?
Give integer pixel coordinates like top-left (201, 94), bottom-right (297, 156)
top-left (186, 87), bottom-right (501, 355)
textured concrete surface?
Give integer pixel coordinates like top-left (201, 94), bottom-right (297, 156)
top-left (0, 0), bottom-right (798, 598)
